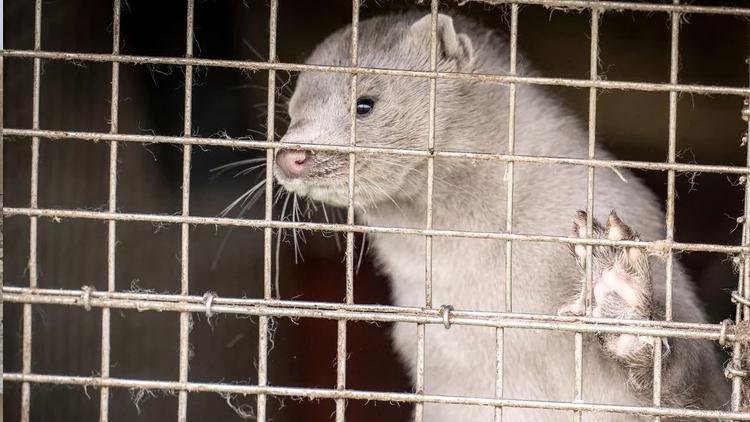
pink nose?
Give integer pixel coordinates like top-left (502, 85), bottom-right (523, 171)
top-left (276, 150), bottom-right (308, 178)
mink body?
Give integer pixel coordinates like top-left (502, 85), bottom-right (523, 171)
top-left (274, 12), bottom-right (730, 421)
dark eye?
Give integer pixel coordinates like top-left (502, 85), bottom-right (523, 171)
top-left (356, 97), bottom-right (374, 116)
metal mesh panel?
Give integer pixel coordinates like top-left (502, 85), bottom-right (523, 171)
top-left (2, 0), bottom-right (750, 421)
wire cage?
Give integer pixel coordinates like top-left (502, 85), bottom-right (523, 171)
top-left (3, 0), bottom-right (750, 421)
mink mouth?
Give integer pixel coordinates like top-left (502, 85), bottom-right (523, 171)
top-left (272, 164), bottom-right (341, 188)
top-left (273, 161), bottom-right (406, 209)
top-left (274, 171), bottom-right (350, 208)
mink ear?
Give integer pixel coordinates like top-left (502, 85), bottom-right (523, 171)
top-left (410, 13), bottom-right (474, 68)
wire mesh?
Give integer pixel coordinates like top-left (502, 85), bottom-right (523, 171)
top-left (2, 0), bottom-right (750, 421)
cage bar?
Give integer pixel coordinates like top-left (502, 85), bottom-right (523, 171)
top-left (20, 1), bottom-right (43, 421)
top-left (414, 0), bottom-right (440, 420)
top-left (335, 1), bottom-right (360, 419)
top-left (257, 1), bottom-right (279, 420)
top-left (424, 0), bottom-right (438, 311)
top-left (99, 1), bottom-right (121, 421)
top-left (6, 206), bottom-right (745, 254)
top-left (664, 0), bottom-right (682, 324)
top-left (177, 1), bottom-right (196, 420)
top-left (7, 127), bottom-right (750, 177)
top-left (731, 42), bottom-right (750, 412)
top-left (465, 0), bottom-right (750, 16)
top-left (573, 7), bottom-right (601, 422)
top-left (263, 2), bottom-right (279, 304)
top-left (4, 286), bottom-right (736, 341)
top-left (496, 4), bottom-right (519, 422)
top-left (651, 5), bottom-right (682, 419)
top-left (5, 371), bottom-right (750, 420)
top-left (3, 49), bottom-right (749, 97)
top-left (0, 43), bottom-right (3, 422)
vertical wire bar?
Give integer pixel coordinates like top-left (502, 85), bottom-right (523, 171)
top-left (653, 5), bottom-right (681, 419)
top-left (415, 320), bottom-right (426, 422)
top-left (745, 239), bottom-right (750, 322)
top-left (257, 1), bottom-right (278, 420)
top-left (497, 5), bottom-right (518, 422)
top-left (664, 0), bottom-right (681, 323)
top-left (575, 9), bottom-right (599, 422)
top-left (22, 1), bottom-right (42, 420)
top-left (745, 229), bottom-right (750, 326)
top-left (0, 54), bottom-right (3, 401)
top-left (731, 45), bottom-right (750, 412)
top-left (573, 332), bottom-right (584, 422)
top-left (504, 0), bottom-right (518, 319)
top-left (416, 2), bottom-right (440, 421)
top-left (424, 0), bottom-right (438, 312)
top-left (100, 1), bottom-right (121, 421)
top-left (177, 1), bottom-right (195, 420)
top-left (336, 2), bottom-right (359, 420)
top-left (732, 258), bottom-right (746, 410)
top-left (651, 337), bottom-right (663, 422)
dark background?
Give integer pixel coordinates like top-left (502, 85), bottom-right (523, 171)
top-left (4, 0), bottom-right (750, 421)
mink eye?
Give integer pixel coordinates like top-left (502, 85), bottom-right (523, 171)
top-left (356, 97), bottom-right (374, 116)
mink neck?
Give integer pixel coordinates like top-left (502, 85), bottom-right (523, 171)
top-left (361, 162), bottom-right (507, 232)
top-left (362, 101), bottom-right (511, 230)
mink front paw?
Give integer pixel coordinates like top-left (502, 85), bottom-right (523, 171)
top-left (559, 210), bottom-right (655, 360)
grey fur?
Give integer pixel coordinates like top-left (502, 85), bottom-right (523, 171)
top-left (274, 12), bottom-right (729, 421)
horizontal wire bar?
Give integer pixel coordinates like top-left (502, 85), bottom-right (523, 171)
top-left (0, 286), bottom-right (721, 331)
top-left (3, 206), bottom-right (746, 254)
top-left (2, 287), bottom-right (736, 342)
top-left (471, 0), bottom-right (750, 16)
top-left (4, 128), bottom-right (750, 177)
top-left (2, 49), bottom-right (749, 97)
top-left (4, 372), bottom-right (748, 420)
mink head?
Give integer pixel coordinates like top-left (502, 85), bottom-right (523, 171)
top-left (275, 12), bottom-right (505, 209)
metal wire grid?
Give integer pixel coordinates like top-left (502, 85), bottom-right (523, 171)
top-left (2, 0), bottom-right (750, 421)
